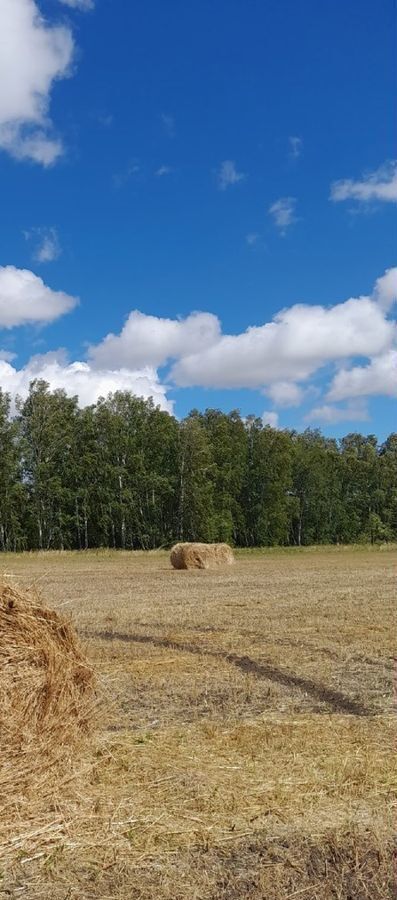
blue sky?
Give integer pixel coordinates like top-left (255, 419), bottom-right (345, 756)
top-left (0, 0), bottom-right (396, 437)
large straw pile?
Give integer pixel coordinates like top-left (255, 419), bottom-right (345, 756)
top-left (0, 581), bottom-right (95, 804)
top-left (170, 542), bottom-right (235, 570)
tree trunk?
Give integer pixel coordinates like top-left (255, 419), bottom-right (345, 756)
top-left (83, 498), bottom-right (89, 550)
top-left (75, 498), bottom-right (81, 549)
top-left (119, 475), bottom-right (126, 549)
top-left (178, 447), bottom-right (185, 541)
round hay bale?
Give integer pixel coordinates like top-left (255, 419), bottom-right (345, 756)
top-left (0, 581), bottom-right (95, 799)
top-left (170, 542), bottom-right (235, 570)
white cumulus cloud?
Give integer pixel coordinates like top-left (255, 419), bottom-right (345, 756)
top-left (265, 381), bottom-right (304, 407)
top-left (0, 0), bottom-right (95, 164)
top-left (328, 350), bottom-right (397, 402)
top-left (86, 267), bottom-right (395, 414)
top-left (307, 401), bottom-right (369, 425)
top-left (1, 264), bottom-right (395, 421)
top-left (171, 294), bottom-right (393, 389)
top-left (269, 197), bottom-right (297, 235)
top-left (0, 353), bottom-right (172, 414)
top-left (217, 160), bottom-right (246, 190)
top-left (330, 160), bottom-right (397, 205)
top-left (373, 266), bottom-right (397, 312)
top-left (89, 310), bottom-right (221, 371)
top-left (0, 0), bottom-right (76, 165)
top-left (0, 266), bottom-right (77, 328)
top-left (324, 268), bottom-right (397, 404)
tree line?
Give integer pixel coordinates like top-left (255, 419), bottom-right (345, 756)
top-left (0, 380), bottom-right (396, 551)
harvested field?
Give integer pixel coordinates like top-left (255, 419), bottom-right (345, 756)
top-left (0, 546), bottom-right (396, 899)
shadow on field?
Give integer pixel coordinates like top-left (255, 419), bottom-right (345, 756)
top-left (88, 629), bottom-right (374, 717)
top-left (131, 623), bottom-right (342, 659)
top-left (205, 829), bottom-right (395, 900)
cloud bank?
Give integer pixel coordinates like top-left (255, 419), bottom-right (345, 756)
top-left (0, 354), bottom-right (172, 414)
top-left (1, 266), bottom-right (396, 424)
top-left (170, 292), bottom-right (394, 390)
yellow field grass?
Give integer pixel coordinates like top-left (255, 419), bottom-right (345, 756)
top-left (0, 546), bottom-right (396, 898)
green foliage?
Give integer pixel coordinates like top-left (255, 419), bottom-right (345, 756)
top-left (0, 382), bottom-right (396, 550)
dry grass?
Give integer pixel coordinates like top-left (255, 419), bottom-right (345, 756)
top-left (0, 546), bottom-right (395, 898)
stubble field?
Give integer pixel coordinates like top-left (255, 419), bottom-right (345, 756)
top-left (1, 546), bottom-right (396, 899)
